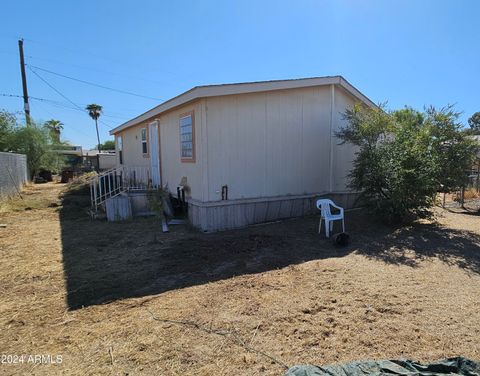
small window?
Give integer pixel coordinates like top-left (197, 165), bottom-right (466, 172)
top-left (117, 135), bottom-right (123, 165)
top-left (141, 128), bottom-right (148, 155)
top-left (179, 112), bottom-right (195, 162)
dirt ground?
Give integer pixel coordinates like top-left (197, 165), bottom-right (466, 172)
top-left (0, 182), bottom-right (479, 376)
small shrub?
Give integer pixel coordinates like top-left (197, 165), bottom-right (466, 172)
top-left (337, 104), bottom-right (477, 223)
top-left (146, 188), bottom-right (170, 219)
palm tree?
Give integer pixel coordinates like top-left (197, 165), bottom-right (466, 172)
top-left (44, 119), bottom-right (64, 143)
top-left (86, 104), bottom-right (103, 151)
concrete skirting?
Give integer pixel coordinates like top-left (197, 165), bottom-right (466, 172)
top-left (106, 194), bottom-right (132, 221)
top-left (188, 192), bottom-right (360, 232)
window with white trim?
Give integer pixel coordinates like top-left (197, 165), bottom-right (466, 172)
top-left (141, 128), bottom-right (148, 155)
top-left (179, 112), bottom-right (195, 161)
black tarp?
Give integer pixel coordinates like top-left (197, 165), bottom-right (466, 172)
top-left (285, 357), bottom-right (479, 376)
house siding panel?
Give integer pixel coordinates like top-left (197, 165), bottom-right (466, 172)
top-left (205, 86), bottom-right (336, 202)
top-left (115, 100), bottom-right (204, 201)
top-left (332, 86), bottom-right (359, 192)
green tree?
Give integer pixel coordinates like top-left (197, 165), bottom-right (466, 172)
top-left (426, 106), bottom-right (477, 192)
top-left (337, 104), bottom-right (476, 223)
top-left (86, 104), bottom-right (103, 151)
top-left (8, 125), bottom-right (55, 178)
top-left (468, 112), bottom-right (480, 134)
top-left (100, 139), bottom-right (115, 150)
top-left (0, 110), bottom-right (66, 177)
top-left (43, 119), bottom-right (64, 143)
top-left (0, 110), bottom-right (17, 151)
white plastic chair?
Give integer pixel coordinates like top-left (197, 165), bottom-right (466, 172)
top-left (316, 199), bottom-right (345, 238)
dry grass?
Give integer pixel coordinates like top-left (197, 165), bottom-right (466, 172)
top-left (464, 188), bottom-right (480, 200)
top-left (0, 182), bottom-right (479, 375)
top-left (0, 184), bottom-right (59, 213)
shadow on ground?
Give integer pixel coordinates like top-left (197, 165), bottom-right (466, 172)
top-left (59, 188), bottom-right (480, 310)
top-left (355, 220), bottom-right (480, 271)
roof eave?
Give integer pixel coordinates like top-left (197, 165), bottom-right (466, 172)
top-left (110, 76), bottom-right (376, 135)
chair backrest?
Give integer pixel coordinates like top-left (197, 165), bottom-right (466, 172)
top-left (316, 199), bottom-right (334, 217)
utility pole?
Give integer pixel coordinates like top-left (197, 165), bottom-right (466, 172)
top-left (18, 38), bottom-right (31, 126)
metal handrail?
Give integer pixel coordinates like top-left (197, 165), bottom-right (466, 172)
top-left (90, 166), bottom-right (154, 212)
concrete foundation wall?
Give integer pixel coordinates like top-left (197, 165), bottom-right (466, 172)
top-left (188, 192), bottom-right (360, 232)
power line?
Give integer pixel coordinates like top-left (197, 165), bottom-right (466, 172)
top-left (34, 99), bottom-right (128, 120)
top-left (1, 94), bottom-right (110, 140)
top-left (38, 99), bottom-right (127, 121)
top-left (18, 36), bottom-right (183, 79)
top-left (27, 66), bottom-right (114, 129)
top-left (21, 36), bottom-right (133, 66)
top-left (34, 98), bottom-right (118, 145)
top-left (1, 93), bottom-right (26, 99)
top-left (32, 100), bottom-right (93, 139)
top-left (4, 36), bottom-right (189, 98)
top-left (1, 93), bottom-right (129, 121)
top-left (24, 54), bottom-right (177, 87)
top-left (28, 64), bottom-right (162, 101)
top-left (28, 66), bottom-right (86, 112)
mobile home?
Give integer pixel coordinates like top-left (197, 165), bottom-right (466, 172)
top-left (103, 76), bottom-right (375, 231)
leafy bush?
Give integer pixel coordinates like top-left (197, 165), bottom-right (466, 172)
top-left (337, 104), bottom-right (477, 223)
top-left (0, 110), bottom-right (67, 178)
top-left (100, 140), bottom-right (115, 150)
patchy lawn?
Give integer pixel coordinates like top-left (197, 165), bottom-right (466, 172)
top-left (0, 182), bottom-right (479, 375)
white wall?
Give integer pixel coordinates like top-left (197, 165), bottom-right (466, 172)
top-left (115, 85), bottom-right (361, 204)
top-left (115, 126), bottom-right (149, 168)
top-left (158, 101), bottom-right (205, 201)
top-left (332, 86), bottom-right (359, 192)
top-left (114, 101), bottom-right (205, 201)
top-left (204, 86), bottom-right (338, 201)
top-left (98, 154), bottom-right (116, 171)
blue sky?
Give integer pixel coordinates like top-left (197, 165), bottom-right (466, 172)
top-left (1, 0), bottom-right (478, 149)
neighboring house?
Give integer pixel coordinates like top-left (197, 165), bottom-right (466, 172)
top-left (83, 149), bottom-right (116, 171)
top-left (98, 152), bottom-right (116, 171)
top-left (106, 76), bottom-right (376, 231)
top-left (55, 145), bottom-right (83, 169)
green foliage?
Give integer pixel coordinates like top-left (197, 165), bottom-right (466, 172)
top-left (16, 127), bottom-right (67, 176)
top-left (0, 110), bottom-right (67, 177)
top-left (85, 104), bottom-right (102, 120)
top-left (468, 112), bottom-right (480, 134)
top-left (0, 110), bottom-right (17, 151)
top-left (100, 140), bottom-right (115, 150)
top-left (86, 103), bottom-right (103, 150)
top-left (337, 104), bottom-right (477, 223)
top-left (425, 106), bottom-right (477, 192)
top-left (146, 188), bottom-right (169, 220)
top-left (43, 119), bottom-right (64, 143)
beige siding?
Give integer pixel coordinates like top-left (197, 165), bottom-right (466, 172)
top-left (115, 100), bottom-right (205, 201)
top-left (205, 86), bottom-right (335, 201)
top-left (115, 126), bottom-right (150, 168)
top-left (332, 86), bottom-right (359, 191)
top-left (158, 101), bottom-right (204, 201)
top-left (115, 84), bottom-right (362, 204)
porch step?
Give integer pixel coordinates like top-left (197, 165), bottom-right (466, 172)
top-left (105, 194), bottom-right (132, 221)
